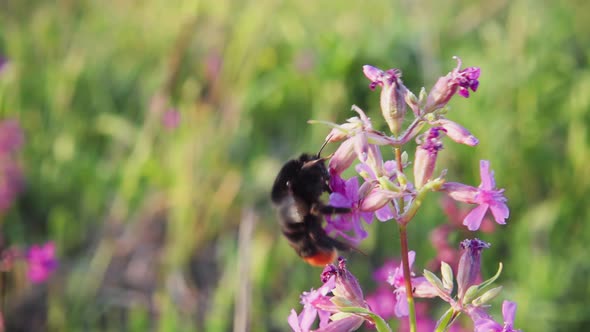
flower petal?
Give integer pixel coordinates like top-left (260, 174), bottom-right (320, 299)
top-left (330, 190), bottom-right (351, 207)
top-left (288, 309), bottom-right (303, 332)
top-left (442, 182), bottom-right (479, 203)
top-left (463, 204), bottom-right (489, 231)
top-left (394, 291), bottom-right (409, 317)
top-left (299, 306), bottom-right (317, 332)
top-left (474, 318), bottom-right (503, 332)
top-left (489, 201), bottom-right (509, 225)
top-left (344, 177), bottom-right (360, 202)
top-left (329, 139), bottom-right (357, 175)
top-left (360, 189), bottom-right (391, 212)
top-left (479, 160), bottom-right (496, 190)
top-left (353, 133), bottom-right (368, 162)
top-left (502, 300), bottom-right (518, 325)
top-left (316, 316), bottom-right (364, 332)
top-left (375, 204), bottom-right (395, 221)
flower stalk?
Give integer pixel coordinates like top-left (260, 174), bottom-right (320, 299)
top-left (399, 224), bottom-right (417, 332)
top-left (287, 57), bottom-right (517, 332)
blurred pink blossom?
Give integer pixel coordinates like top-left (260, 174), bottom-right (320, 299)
top-left (162, 108), bottom-right (181, 130)
top-left (26, 242), bottom-right (58, 283)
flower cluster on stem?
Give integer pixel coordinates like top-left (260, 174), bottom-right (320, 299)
top-left (287, 57), bottom-right (517, 332)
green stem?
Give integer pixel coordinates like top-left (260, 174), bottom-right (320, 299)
top-left (399, 224), bottom-right (417, 332)
top-left (394, 148), bottom-right (405, 212)
top-left (394, 147), bottom-right (417, 332)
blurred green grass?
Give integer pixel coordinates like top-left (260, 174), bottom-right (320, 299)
top-left (1, 0), bottom-right (589, 330)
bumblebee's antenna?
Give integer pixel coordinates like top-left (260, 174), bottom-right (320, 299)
top-left (317, 135), bottom-right (332, 158)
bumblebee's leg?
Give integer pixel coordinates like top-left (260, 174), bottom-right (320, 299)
top-left (311, 203), bottom-right (351, 215)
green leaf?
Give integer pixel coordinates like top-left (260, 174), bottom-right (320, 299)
top-left (424, 269), bottom-right (445, 293)
top-left (462, 285), bottom-right (479, 304)
top-left (473, 286), bottom-right (503, 306)
top-left (434, 307), bottom-right (454, 332)
top-left (478, 262), bottom-right (503, 291)
top-left (333, 306), bottom-right (392, 332)
top-left (331, 296), bottom-right (356, 308)
top-left (441, 261), bottom-right (454, 292)
top-left (463, 263), bottom-right (503, 304)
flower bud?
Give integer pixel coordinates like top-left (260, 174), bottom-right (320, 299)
top-left (326, 257), bottom-right (365, 304)
top-left (472, 285), bottom-right (503, 306)
top-left (457, 238), bottom-right (490, 301)
top-left (405, 89), bottom-right (420, 116)
top-left (424, 75), bottom-right (454, 114)
top-left (362, 65), bottom-right (410, 135)
top-left (424, 57), bottom-right (481, 113)
top-left (436, 118), bottom-right (479, 146)
top-left (327, 127), bottom-right (349, 142)
top-left (413, 127), bottom-right (446, 188)
top-left (362, 65), bottom-right (383, 89)
top-left (360, 188), bottom-right (395, 212)
top-left (379, 71), bottom-right (407, 135)
top-left (329, 139), bottom-right (357, 175)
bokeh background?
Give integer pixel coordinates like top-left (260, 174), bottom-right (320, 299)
top-left (1, 0), bottom-right (589, 331)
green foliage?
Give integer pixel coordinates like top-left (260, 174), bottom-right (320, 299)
top-left (0, 0), bottom-right (589, 330)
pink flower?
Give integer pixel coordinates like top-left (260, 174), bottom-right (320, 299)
top-left (365, 286), bottom-right (397, 320)
top-left (387, 251), bottom-right (437, 317)
top-left (162, 108), bottom-right (180, 130)
top-left (372, 259), bottom-right (399, 283)
top-left (288, 276), bottom-right (335, 332)
top-left (289, 258), bottom-right (370, 332)
top-left (427, 224), bottom-right (461, 271)
top-left (0, 120), bottom-right (24, 154)
top-left (26, 242), bottom-right (58, 283)
top-left (323, 106), bottom-right (396, 174)
top-left (325, 175), bottom-right (374, 245)
top-left (424, 57), bottom-right (481, 113)
top-left (473, 301), bottom-right (521, 332)
top-left (355, 161), bottom-right (399, 221)
top-left (365, 259), bottom-right (399, 320)
top-left (442, 160), bottom-right (509, 231)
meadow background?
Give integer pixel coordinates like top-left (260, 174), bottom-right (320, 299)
top-left (1, 0), bottom-right (589, 331)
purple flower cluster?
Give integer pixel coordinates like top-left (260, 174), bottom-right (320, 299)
top-left (363, 239), bottom-right (520, 331)
top-left (288, 258), bottom-right (373, 332)
top-left (287, 58), bottom-right (519, 331)
top-left (312, 58), bottom-right (506, 245)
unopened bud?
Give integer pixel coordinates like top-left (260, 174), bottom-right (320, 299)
top-left (457, 238), bottom-right (490, 301)
top-left (437, 118), bottom-right (479, 146)
top-left (413, 127), bottom-right (446, 188)
top-left (472, 286), bottom-right (503, 306)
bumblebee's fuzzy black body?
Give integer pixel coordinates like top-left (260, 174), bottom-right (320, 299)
top-left (271, 153), bottom-right (350, 265)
